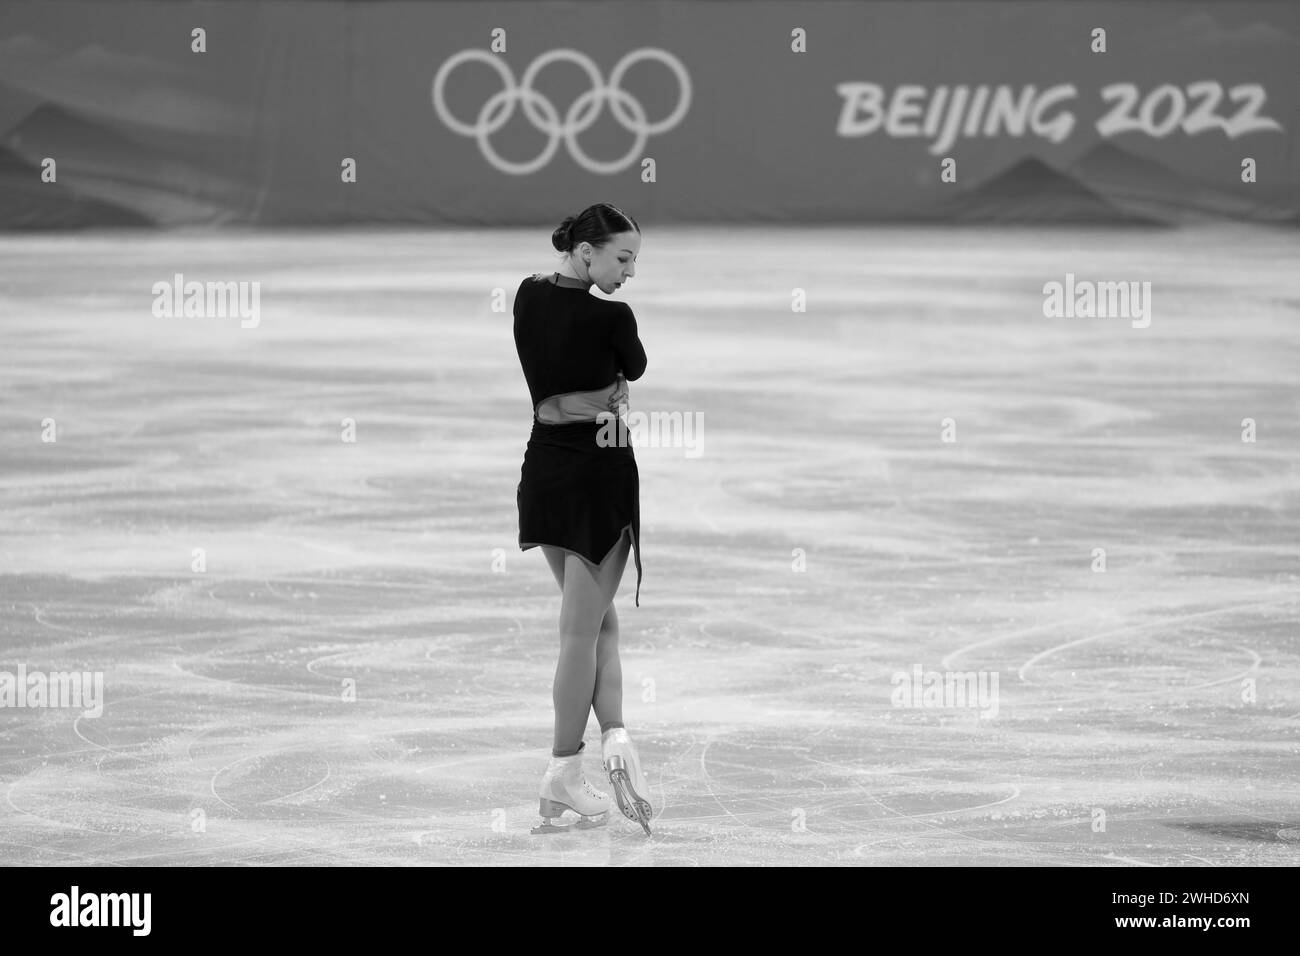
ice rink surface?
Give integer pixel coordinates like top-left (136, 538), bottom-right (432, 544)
top-left (1, 225), bottom-right (1297, 865)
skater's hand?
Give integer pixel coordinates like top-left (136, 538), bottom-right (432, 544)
top-left (608, 373), bottom-right (629, 411)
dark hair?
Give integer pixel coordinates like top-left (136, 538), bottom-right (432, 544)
top-left (551, 202), bottom-right (640, 255)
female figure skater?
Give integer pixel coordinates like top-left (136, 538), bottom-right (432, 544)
top-left (513, 202), bottom-right (653, 836)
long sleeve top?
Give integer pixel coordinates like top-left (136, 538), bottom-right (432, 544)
top-left (513, 272), bottom-right (647, 415)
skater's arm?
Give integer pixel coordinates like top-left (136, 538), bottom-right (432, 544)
top-left (611, 304), bottom-right (647, 381)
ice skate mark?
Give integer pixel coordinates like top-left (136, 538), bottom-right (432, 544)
top-left (68, 687), bottom-right (163, 751)
top-left (652, 761), bottom-right (668, 827)
top-left (70, 688), bottom-right (182, 775)
top-left (941, 613), bottom-right (1099, 670)
top-left (1134, 757), bottom-right (1163, 785)
top-left (414, 815), bottom-right (537, 847)
top-left (417, 619), bottom-right (521, 660)
top-left (209, 760), bottom-right (248, 813)
top-left (185, 721), bottom-right (241, 764)
top-left (261, 579), bottom-right (299, 603)
top-left (262, 762), bottom-right (333, 805)
top-left (699, 737), bottom-right (759, 829)
top-left (849, 821), bottom-right (983, 859)
top-left (305, 647), bottom-right (363, 676)
top-left (26, 605), bottom-right (113, 654)
top-left (850, 821), bottom-right (1114, 865)
top-left (1017, 599), bottom-right (1286, 684)
top-left (1182, 642), bottom-right (1260, 690)
top-left (1100, 853), bottom-right (1159, 867)
top-left (816, 763), bottom-right (1030, 857)
top-left (33, 605), bottom-right (90, 636)
top-left (1011, 645), bottom-right (1264, 710)
top-left (890, 786), bottom-right (1022, 821)
top-left (93, 835), bottom-right (281, 866)
top-left (849, 833), bottom-right (1042, 863)
top-left (5, 779), bottom-right (120, 839)
top-left (0, 838), bottom-right (126, 867)
top-left (804, 755), bottom-right (1022, 822)
top-left (915, 545), bottom-right (1078, 568)
top-left (171, 659), bottom-right (339, 702)
top-left (412, 751), bottom-right (524, 775)
top-left (366, 736), bottom-right (427, 762)
top-left (210, 745), bottom-right (330, 812)
top-left (72, 715), bottom-right (115, 760)
top-left (422, 640), bottom-right (457, 661)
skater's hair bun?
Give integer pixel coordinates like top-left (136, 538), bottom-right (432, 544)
top-left (550, 216), bottom-right (578, 252)
top-left (551, 203), bottom-right (640, 255)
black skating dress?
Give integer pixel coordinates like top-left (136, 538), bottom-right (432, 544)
top-left (514, 272), bottom-right (648, 605)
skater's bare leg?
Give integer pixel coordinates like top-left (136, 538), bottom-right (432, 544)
top-left (541, 530), bottom-right (631, 755)
top-left (542, 547), bottom-right (566, 590)
top-left (543, 547), bottom-right (624, 732)
top-left (592, 603), bottom-right (623, 730)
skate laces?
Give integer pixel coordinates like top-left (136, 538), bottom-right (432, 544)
top-left (557, 754), bottom-right (604, 797)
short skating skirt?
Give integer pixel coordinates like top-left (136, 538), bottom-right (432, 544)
top-left (517, 418), bottom-right (642, 606)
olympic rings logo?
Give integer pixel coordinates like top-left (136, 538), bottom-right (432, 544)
top-left (431, 48), bottom-right (692, 175)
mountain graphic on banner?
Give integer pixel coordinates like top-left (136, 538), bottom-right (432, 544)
top-left (1, 100), bottom-right (249, 228)
top-left (928, 157), bottom-right (1162, 225)
top-left (0, 139), bottom-right (151, 229)
top-left (1069, 140), bottom-right (1297, 224)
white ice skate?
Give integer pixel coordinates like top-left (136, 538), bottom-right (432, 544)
top-left (601, 727), bottom-right (652, 836)
top-left (532, 741), bottom-right (610, 834)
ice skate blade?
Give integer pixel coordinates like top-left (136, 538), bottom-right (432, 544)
top-left (533, 797), bottom-right (608, 834)
top-left (608, 770), bottom-right (653, 836)
top-left (530, 812), bottom-right (608, 835)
